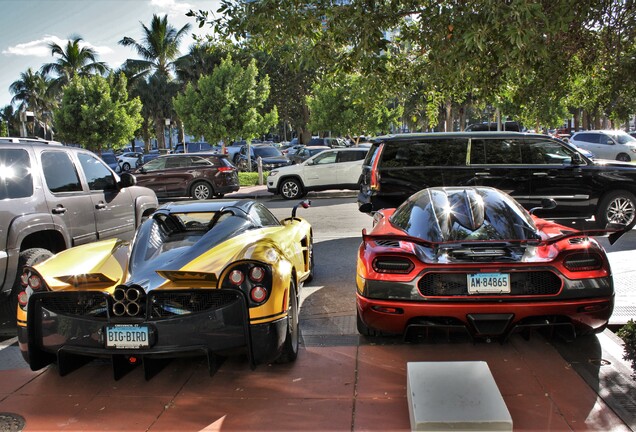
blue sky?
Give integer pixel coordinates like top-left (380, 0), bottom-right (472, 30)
top-left (0, 0), bottom-right (220, 108)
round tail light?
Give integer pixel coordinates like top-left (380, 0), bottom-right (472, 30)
top-left (229, 269), bottom-right (245, 285)
top-left (250, 286), bottom-right (268, 303)
top-left (249, 266), bottom-right (265, 282)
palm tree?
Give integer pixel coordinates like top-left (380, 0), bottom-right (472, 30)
top-left (119, 14), bottom-right (191, 149)
top-left (40, 35), bottom-right (109, 96)
top-left (9, 68), bottom-right (55, 137)
top-left (1, 105), bottom-right (21, 136)
top-left (119, 14), bottom-right (191, 80)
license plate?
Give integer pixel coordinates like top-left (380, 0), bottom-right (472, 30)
top-left (467, 272), bottom-right (510, 294)
top-left (105, 324), bottom-right (150, 349)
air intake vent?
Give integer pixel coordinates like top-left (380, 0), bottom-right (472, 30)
top-left (373, 257), bottom-right (414, 273)
top-left (375, 240), bottom-right (401, 248)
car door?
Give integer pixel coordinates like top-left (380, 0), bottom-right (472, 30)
top-left (303, 150), bottom-right (338, 187)
top-left (467, 137), bottom-right (533, 208)
top-left (522, 137), bottom-right (595, 220)
top-left (76, 152), bottom-right (136, 240)
top-left (134, 157), bottom-right (168, 196)
top-left (40, 150), bottom-right (98, 246)
top-left (162, 156), bottom-right (198, 196)
top-left (334, 150), bottom-right (367, 186)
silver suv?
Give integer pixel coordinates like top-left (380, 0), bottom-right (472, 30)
top-left (0, 137), bottom-right (158, 305)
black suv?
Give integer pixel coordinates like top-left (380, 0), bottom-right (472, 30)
top-left (0, 137), bottom-right (158, 304)
top-left (358, 132), bottom-right (636, 228)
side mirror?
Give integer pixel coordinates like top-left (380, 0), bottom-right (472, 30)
top-left (571, 152), bottom-right (583, 165)
top-left (305, 159), bottom-right (314, 166)
top-left (529, 198), bottom-right (557, 214)
top-left (119, 172), bottom-right (137, 189)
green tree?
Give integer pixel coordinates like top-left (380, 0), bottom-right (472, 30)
top-left (173, 55), bottom-right (278, 167)
top-left (54, 74), bottom-right (142, 154)
top-left (308, 72), bottom-right (402, 140)
top-left (119, 14), bottom-right (191, 149)
top-left (9, 68), bottom-right (55, 137)
top-left (40, 35), bottom-right (109, 96)
top-left (0, 105), bottom-right (20, 136)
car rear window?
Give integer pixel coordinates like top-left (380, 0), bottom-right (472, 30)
top-left (0, 148), bottom-right (33, 199)
top-left (470, 138), bottom-right (522, 165)
top-left (254, 147), bottom-right (283, 157)
top-left (380, 139), bottom-right (468, 168)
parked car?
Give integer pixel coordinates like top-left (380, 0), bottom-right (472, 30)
top-left (100, 151), bottom-right (122, 173)
top-left (281, 144), bottom-right (305, 157)
top-left (569, 130), bottom-right (636, 162)
top-left (358, 132), bottom-right (636, 229)
top-left (117, 151), bottom-right (144, 171)
top-left (356, 186), bottom-right (627, 340)
top-left (134, 153), bottom-right (239, 200)
top-left (236, 144), bottom-right (291, 172)
top-left (16, 198), bottom-right (314, 377)
top-left (140, 152), bottom-right (161, 165)
top-left (0, 137), bottom-right (158, 306)
top-left (306, 137), bottom-right (349, 148)
top-left (268, 147), bottom-right (368, 199)
top-left (173, 142), bottom-right (220, 154)
top-left (288, 145), bottom-right (329, 164)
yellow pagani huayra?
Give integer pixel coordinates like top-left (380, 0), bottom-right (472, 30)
top-left (16, 199), bottom-right (313, 380)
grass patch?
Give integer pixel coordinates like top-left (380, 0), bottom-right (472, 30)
top-left (239, 171), bottom-right (269, 186)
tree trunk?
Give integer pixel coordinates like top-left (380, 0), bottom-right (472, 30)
top-left (154, 118), bottom-right (166, 150)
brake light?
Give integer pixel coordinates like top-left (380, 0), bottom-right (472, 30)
top-left (372, 257), bottom-right (414, 273)
top-left (563, 253), bottom-right (603, 271)
top-left (217, 166), bottom-right (234, 172)
top-left (369, 143), bottom-right (384, 191)
top-left (229, 269), bottom-right (245, 285)
top-left (250, 286), bottom-right (268, 303)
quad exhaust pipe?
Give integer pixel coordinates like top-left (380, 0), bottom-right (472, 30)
top-left (112, 286), bottom-right (145, 317)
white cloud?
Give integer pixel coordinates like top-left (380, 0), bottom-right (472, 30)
top-left (150, 0), bottom-right (195, 16)
top-left (2, 35), bottom-right (113, 58)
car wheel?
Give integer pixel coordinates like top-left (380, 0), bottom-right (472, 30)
top-left (214, 193), bottom-right (225, 199)
top-left (280, 178), bottom-right (304, 200)
top-left (305, 237), bottom-right (314, 283)
top-left (596, 190), bottom-right (636, 229)
top-left (616, 153), bottom-right (631, 162)
top-left (357, 309), bottom-right (381, 337)
top-left (276, 281), bottom-right (299, 363)
top-left (191, 181), bottom-right (213, 200)
top-left (122, 162), bottom-right (131, 171)
top-left (9, 248), bottom-right (53, 310)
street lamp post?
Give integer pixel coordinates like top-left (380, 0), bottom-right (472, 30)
top-left (165, 119), bottom-right (173, 152)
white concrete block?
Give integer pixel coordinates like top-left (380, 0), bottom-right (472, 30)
top-left (407, 361), bottom-right (512, 431)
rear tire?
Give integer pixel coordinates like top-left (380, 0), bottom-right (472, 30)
top-left (616, 153), bottom-right (631, 162)
top-left (276, 282), bottom-right (299, 363)
top-left (596, 190), bottom-right (636, 229)
top-left (357, 309), bottom-right (381, 337)
top-left (122, 162), bottom-right (131, 171)
top-left (191, 181), bottom-right (213, 200)
top-left (9, 248), bottom-right (53, 310)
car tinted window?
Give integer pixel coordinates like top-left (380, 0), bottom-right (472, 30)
top-left (470, 138), bottom-right (522, 165)
top-left (337, 150), bottom-right (367, 163)
top-left (165, 157), bottom-right (187, 168)
top-left (381, 140), bottom-right (467, 168)
top-left (77, 153), bottom-right (117, 190)
top-left (143, 157), bottom-right (166, 171)
top-left (0, 148), bottom-right (33, 199)
top-left (313, 151), bottom-right (337, 165)
top-left (598, 134), bottom-right (610, 145)
top-left (308, 138), bottom-right (323, 146)
top-left (101, 153), bottom-right (118, 164)
top-left (41, 151), bottom-right (83, 193)
top-left (576, 133), bottom-right (598, 144)
top-left (521, 138), bottom-right (576, 164)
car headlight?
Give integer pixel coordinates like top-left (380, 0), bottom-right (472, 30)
top-left (269, 170), bottom-right (279, 177)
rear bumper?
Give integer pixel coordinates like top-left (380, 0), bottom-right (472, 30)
top-left (357, 293), bottom-right (614, 339)
top-left (18, 290), bottom-right (287, 376)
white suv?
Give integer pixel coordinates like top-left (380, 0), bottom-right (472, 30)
top-left (267, 147), bottom-right (368, 199)
top-left (569, 130), bottom-right (636, 161)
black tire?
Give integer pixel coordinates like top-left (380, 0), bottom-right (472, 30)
top-left (305, 238), bottom-right (314, 283)
top-left (279, 178), bottom-right (305, 200)
top-left (191, 181), bottom-right (213, 200)
top-left (596, 190), bottom-right (636, 229)
top-left (277, 282), bottom-right (299, 363)
top-left (356, 309), bottom-right (382, 337)
top-left (9, 248), bottom-right (53, 310)
top-left (122, 162), bottom-right (131, 171)
top-left (616, 153), bottom-right (631, 162)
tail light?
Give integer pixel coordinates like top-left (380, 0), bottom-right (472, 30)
top-left (563, 253), bottom-right (603, 271)
top-left (372, 257), bottom-right (414, 274)
top-left (370, 143), bottom-right (384, 191)
top-left (217, 166), bottom-right (234, 172)
top-left (18, 268), bottom-right (48, 308)
top-left (222, 262), bottom-right (272, 306)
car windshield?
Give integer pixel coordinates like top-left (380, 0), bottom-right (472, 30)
top-left (611, 132), bottom-right (636, 145)
top-left (254, 147), bottom-right (283, 157)
top-left (390, 187), bottom-right (537, 242)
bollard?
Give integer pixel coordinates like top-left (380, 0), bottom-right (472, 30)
top-left (257, 156), bottom-right (263, 185)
